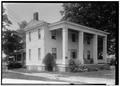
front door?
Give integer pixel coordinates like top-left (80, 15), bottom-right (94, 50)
top-left (71, 49), bottom-right (77, 59)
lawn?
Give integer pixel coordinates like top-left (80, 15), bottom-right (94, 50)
top-left (4, 67), bottom-right (115, 79)
top-left (2, 69), bottom-right (66, 82)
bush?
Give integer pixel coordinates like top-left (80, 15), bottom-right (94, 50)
top-left (43, 53), bottom-right (56, 71)
top-left (109, 58), bottom-right (116, 66)
top-left (69, 59), bottom-right (82, 72)
top-left (7, 62), bottom-right (22, 69)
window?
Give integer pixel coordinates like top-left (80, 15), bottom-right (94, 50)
top-left (52, 48), bottom-right (57, 59)
top-left (29, 32), bottom-right (31, 41)
top-left (72, 33), bottom-right (76, 42)
top-left (38, 29), bottom-right (41, 39)
top-left (71, 49), bottom-right (77, 59)
top-left (29, 49), bottom-right (31, 60)
top-left (87, 51), bottom-right (90, 59)
top-left (72, 52), bottom-right (76, 59)
top-left (38, 48), bottom-right (41, 60)
top-left (51, 30), bottom-right (56, 39)
top-left (17, 54), bottom-right (21, 61)
top-left (87, 37), bottom-right (90, 44)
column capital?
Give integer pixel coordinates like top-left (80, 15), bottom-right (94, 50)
top-left (62, 27), bottom-right (68, 31)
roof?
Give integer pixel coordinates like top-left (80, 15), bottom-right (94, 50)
top-left (24, 19), bottom-right (48, 31)
top-left (24, 19), bottom-right (109, 35)
top-left (49, 21), bottom-right (109, 35)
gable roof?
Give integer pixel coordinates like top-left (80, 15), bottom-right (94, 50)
top-left (24, 19), bottom-right (48, 31)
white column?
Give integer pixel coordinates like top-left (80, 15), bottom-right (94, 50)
top-left (103, 36), bottom-right (107, 63)
top-left (78, 31), bottom-right (84, 64)
top-left (62, 27), bottom-right (68, 66)
top-left (93, 34), bottom-right (98, 64)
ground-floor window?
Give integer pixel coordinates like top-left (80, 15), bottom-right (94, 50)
top-left (87, 51), bottom-right (90, 59)
top-left (17, 54), bottom-right (21, 61)
top-left (38, 48), bottom-right (41, 60)
top-left (71, 49), bottom-right (77, 59)
top-left (52, 48), bottom-right (57, 59)
top-left (29, 49), bottom-right (31, 60)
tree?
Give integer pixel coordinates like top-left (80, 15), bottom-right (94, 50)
top-left (2, 30), bottom-right (23, 57)
top-left (60, 3), bottom-right (117, 55)
top-left (17, 21), bottom-right (27, 49)
top-left (2, 7), bottom-right (12, 30)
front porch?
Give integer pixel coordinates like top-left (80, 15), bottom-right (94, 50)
top-left (49, 21), bottom-right (108, 72)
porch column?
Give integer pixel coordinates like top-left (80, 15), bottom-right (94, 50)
top-left (62, 27), bottom-right (68, 68)
top-left (93, 34), bottom-right (98, 64)
top-left (78, 31), bottom-right (84, 64)
top-left (103, 36), bottom-right (107, 63)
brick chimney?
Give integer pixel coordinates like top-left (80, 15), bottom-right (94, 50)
top-left (33, 12), bottom-right (39, 20)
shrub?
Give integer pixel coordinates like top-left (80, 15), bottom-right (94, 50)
top-left (89, 58), bottom-right (94, 64)
top-left (43, 53), bottom-right (56, 71)
top-left (109, 58), bottom-right (116, 66)
top-left (7, 62), bottom-right (22, 69)
top-left (69, 59), bottom-right (81, 72)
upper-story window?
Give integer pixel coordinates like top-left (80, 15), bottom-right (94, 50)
top-left (87, 37), bottom-right (90, 44)
top-left (38, 29), bottom-right (41, 39)
top-left (29, 32), bottom-right (31, 41)
top-left (72, 33), bottom-right (76, 42)
top-left (38, 48), bottom-right (41, 60)
top-left (51, 30), bottom-right (56, 39)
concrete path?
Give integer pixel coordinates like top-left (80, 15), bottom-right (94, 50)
top-left (5, 70), bottom-right (115, 85)
top-left (2, 78), bottom-right (69, 84)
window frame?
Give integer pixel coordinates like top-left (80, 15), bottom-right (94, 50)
top-left (38, 29), bottom-right (41, 39)
top-left (87, 51), bottom-right (90, 59)
top-left (52, 48), bottom-right (57, 59)
top-left (38, 48), bottom-right (41, 60)
top-left (72, 33), bottom-right (76, 42)
top-left (51, 30), bottom-right (56, 39)
top-left (29, 49), bottom-right (31, 60)
top-left (87, 37), bottom-right (90, 44)
top-left (29, 32), bottom-right (31, 41)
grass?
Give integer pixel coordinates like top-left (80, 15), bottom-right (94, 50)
top-left (2, 69), bottom-right (66, 82)
top-left (5, 67), bottom-right (115, 79)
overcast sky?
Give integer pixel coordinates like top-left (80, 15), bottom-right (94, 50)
top-left (4, 3), bottom-right (63, 30)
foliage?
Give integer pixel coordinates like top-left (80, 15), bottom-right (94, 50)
top-left (43, 53), bottom-right (56, 71)
top-left (2, 30), bottom-right (23, 57)
top-left (2, 7), bottom-right (12, 30)
top-left (109, 58), bottom-right (116, 66)
top-left (18, 21), bottom-right (27, 29)
top-left (17, 20), bottom-right (27, 49)
top-left (60, 3), bottom-right (117, 55)
top-left (69, 59), bottom-right (82, 72)
top-left (83, 58), bottom-right (93, 64)
top-left (7, 62), bottom-right (22, 69)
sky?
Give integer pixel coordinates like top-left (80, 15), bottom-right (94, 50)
top-left (3, 3), bottom-right (63, 30)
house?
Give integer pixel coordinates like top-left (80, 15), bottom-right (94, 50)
top-left (14, 49), bottom-right (26, 67)
top-left (24, 12), bottom-right (109, 72)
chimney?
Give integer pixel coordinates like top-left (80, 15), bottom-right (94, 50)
top-left (33, 12), bottom-right (39, 20)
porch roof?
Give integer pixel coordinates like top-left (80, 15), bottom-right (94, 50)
top-left (48, 21), bottom-right (109, 37)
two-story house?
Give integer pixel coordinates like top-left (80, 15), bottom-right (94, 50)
top-left (24, 12), bottom-right (109, 72)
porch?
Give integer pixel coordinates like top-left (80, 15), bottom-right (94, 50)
top-left (48, 21), bottom-right (109, 71)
